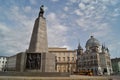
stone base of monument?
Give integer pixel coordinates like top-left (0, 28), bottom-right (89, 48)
top-left (24, 52), bottom-right (56, 72)
top-left (0, 72), bottom-right (70, 77)
top-left (7, 52), bottom-right (56, 72)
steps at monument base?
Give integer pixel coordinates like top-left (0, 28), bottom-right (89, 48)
top-left (0, 72), bottom-right (70, 77)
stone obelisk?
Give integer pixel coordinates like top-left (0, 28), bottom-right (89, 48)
top-left (28, 5), bottom-right (48, 53)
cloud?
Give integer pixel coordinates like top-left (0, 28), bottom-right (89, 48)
top-left (23, 6), bottom-right (31, 13)
top-left (29, 0), bottom-right (37, 5)
top-left (78, 3), bottom-right (86, 10)
top-left (74, 9), bottom-right (84, 16)
top-left (65, 0), bottom-right (120, 56)
top-left (0, 0), bottom-right (120, 58)
top-left (108, 41), bottom-right (120, 58)
top-left (70, 0), bottom-right (77, 3)
top-left (0, 23), bottom-right (17, 56)
top-left (64, 6), bottom-right (69, 11)
top-left (112, 8), bottom-right (120, 17)
top-left (51, 0), bottom-right (59, 2)
top-left (0, 5), bottom-right (36, 56)
top-left (61, 45), bottom-right (72, 50)
top-left (9, 6), bottom-right (34, 31)
top-left (47, 13), bottom-right (68, 47)
top-left (83, 0), bottom-right (91, 3)
top-left (0, 23), bottom-right (11, 33)
top-left (73, 0), bottom-right (115, 36)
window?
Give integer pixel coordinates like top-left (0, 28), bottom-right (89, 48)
top-left (58, 57), bottom-right (61, 61)
top-left (72, 57), bottom-right (74, 61)
top-left (91, 56), bottom-right (93, 59)
top-left (59, 53), bottom-right (61, 55)
top-left (55, 56), bottom-right (57, 61)
top-left (63, 57), bottom-right (65, 61)
top-left (67, 57), bottom-right (70, 61)
top-left (94, 55), bottom-right (97, 59)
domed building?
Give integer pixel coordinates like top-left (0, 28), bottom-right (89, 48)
top-left (86, 36), bottom-right (100, 51)
top-left (76, 36), bottom-right (113, 75)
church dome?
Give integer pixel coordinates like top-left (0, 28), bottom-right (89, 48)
top-left (85, 36), bottom-right (100, 48)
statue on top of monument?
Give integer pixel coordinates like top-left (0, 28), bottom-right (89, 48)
top-left (39, 5), bottom-right (44, 17)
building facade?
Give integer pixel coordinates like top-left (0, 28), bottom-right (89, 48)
top-left (111, 58), bottom-right (120, 74)
top-left (0, 56), bottom-right (7, 71)
top-left (77, 36), bottom-right (113, 75)
top-left (48, 47), bottom-right (76, 73)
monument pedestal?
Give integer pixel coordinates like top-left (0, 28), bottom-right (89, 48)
top-left (25, 52), bottom-right (55, 72)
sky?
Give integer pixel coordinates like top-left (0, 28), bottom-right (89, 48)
top-left (0, 0), bottom-right (120, 58)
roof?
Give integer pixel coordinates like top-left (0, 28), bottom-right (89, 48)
top-left (86, 36), bottom-right (100, 48)
top-left (48, 47), bottom-right (76, 52)
top-left (111, 57), bottom-right (120, 62)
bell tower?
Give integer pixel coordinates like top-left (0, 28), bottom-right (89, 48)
top-left (77, 43), bottom-right (83, 55)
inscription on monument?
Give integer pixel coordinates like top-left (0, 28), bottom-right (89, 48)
top-left (26, 53), bottom-right (41, 70)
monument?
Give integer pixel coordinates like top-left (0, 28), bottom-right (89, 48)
top-left (25, 5), bottom-right (55, 72)
top-left (6, 5), bottom-right (55, 72)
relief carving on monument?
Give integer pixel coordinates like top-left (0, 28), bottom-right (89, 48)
top-left (26, 53), bottom-right (41, 70)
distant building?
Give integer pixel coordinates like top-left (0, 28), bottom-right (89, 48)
top-left (0, 56), bottom-right (7, 71)
top-left (48, 47), bottom-right (76, 73)
top-left (111, 58), bottom-right (120, 74)
top-left (77, 36), bottom-right (113, 75)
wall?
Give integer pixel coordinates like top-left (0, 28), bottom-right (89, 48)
top-left (6, 55), bottom-right (17, 71)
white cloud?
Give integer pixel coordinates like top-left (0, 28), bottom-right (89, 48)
top-left (108, 41), bottom-right (120, 58)
top-left (0, 6), bottom-right (35, 56)
top-left (60, 14), bottom-right (68, 19)
top-left (82, 0), bottom-right (91, 4)
top-left (110, 0), bottom-right (118, 5)
top-left (0, 23), bottom-right (18, 55)
top-left (29, 0), bottom-right (37, 5)
top-left (0, 23), bottom-right (11, 33)
top-left (9, 6), bottom-right (34, 31)
top-left (73, 0), bottom-right (117, 38)
top-left (64, 6), bottom-right (69, 11)
top-left (112, 8), bottom-right (120, 17)
top-left (74, 9), bottom-right (84, 16)
top-left (47, 13), bottom-right (68, 47)
top-left (78, 3), bottom-right (86, 10)
top-left (61, 45), bottom-right (72, 50)
top-left (1, 0), bottom-right (120, 58)
top-left (23, 6), bottom-right (31, 13)
top-left (47, 13), bottom-right (56, 22)
top-left (70, 0), bottom-right (77, 3)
